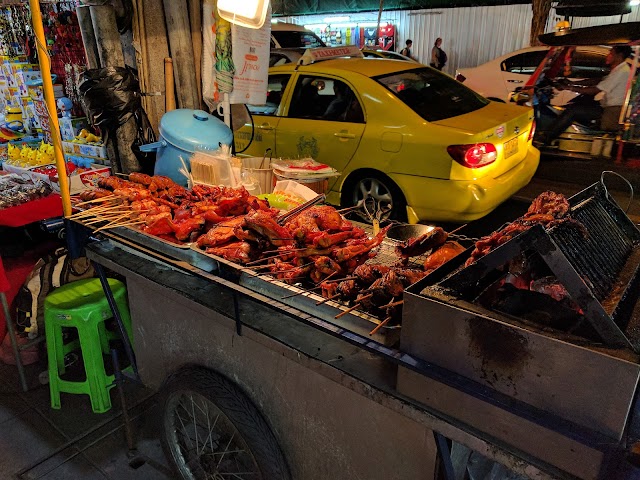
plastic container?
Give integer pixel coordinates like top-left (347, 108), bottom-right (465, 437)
top-left (242, 156), bottom-right (273, 194)
top-left (139, 109), bottom-right (233, 186)
top-left (273, 173), bottom-right (329, 195)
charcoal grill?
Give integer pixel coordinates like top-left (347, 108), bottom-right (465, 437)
top-left (399, 182), bottom-right (640, 442)
top-left (426, 182), bottom-right (640, 349)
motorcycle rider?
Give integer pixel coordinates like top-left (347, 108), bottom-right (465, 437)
top-left (539, 45), bottom-right (631, 146)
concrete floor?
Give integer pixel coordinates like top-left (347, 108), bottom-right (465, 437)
top-left (0, 152), bottom-right (639, 479)
top-left (0, 358), bottom-right (174, 479)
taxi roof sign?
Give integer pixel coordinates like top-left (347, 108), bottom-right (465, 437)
top-left (298, 46), bottom-right (364, 66)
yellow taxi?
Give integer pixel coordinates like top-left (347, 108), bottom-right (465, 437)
top-left (235, 47), bottom-right (540, 223)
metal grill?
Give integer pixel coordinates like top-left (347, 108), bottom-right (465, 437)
top-left (416, 183), bottom-right (640, 350)
top-left (551, 197), bottom-right (635, 301)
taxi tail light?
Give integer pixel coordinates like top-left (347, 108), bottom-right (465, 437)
top-left (455, 73), bottom-right (466, 83)
top-left (447, 143), bottom-right (497, 169)
top-left (528, 120), bottom-right (536, 141)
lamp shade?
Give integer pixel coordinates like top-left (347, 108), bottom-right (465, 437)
top-left (217, 0), bottom-right (269, 29)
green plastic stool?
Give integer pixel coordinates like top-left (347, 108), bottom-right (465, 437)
top-left (44, 278), bottom-right (133, 413)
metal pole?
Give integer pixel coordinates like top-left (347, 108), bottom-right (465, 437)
top-left (1, 292), bottom-right (28, 392)
top-left (29, 0), bottom-right (72, 217)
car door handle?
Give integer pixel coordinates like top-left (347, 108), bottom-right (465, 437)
top-left (258, 124), bottom-right (274, 131)
top-left (334, 132), bottom-right (356, 139)
top-left (507, 80), bottom-right (523, 83)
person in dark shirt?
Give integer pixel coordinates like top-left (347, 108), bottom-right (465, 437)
top-left (400, 39), bottom-right (415, 61)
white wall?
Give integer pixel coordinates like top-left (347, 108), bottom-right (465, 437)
top-left (281, 4), bottom-right (639, 75)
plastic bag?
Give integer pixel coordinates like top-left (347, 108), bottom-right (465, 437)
top-left (78, 66), bottom-right (156, 170)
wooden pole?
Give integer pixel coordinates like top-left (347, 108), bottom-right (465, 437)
top-left (163, 0), bottom-right (199, 109)
top-left (165, 58), bottom-right (176, 112)
top-left (89, 4), bottom-right (141, 174)
top-left (134, 0), bottom-right (169, 134)
top-left (29, 0), bottom-right (71, 217)
top-left (76, 4), bottom-right (100, 69)
top-left (188, 0), bottom-right (203, 107)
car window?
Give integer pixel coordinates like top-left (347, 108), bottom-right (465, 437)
top-left (246, 74), bottom-right (291, 116)
top-left (362, 51), bottom-right (378, 58)
top-left (376, 68), bottom-right (488, 122)
top-left (288, 76), bottom-right (364, 123)
top-left (271, 31), bottom-right (325, 48)
top-left (269, 53), bottom-right (292, 67)
top-left (502, 51), bottom-right (548, 74)
top-left (570, 50), bottom-right (610, 79)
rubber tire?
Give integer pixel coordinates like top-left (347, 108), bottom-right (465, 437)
top-left (160, 365), bottom-right (292, 480)
top-left (341, 170), bottom-right (408, 223)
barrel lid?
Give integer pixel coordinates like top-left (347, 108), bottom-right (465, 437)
top-left (159, 109), bottom-right (234, 152)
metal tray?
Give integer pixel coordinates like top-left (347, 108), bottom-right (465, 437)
top-left (189, 243), bottom-right (400, 345)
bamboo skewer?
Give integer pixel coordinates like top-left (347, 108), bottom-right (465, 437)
top-left (73, 195), bottom-right (119, 207)
top-left (260, 262), bottom-right (313, 275)
top-left (335, 296), bottom-right (372, 319)
top-left (281, 285), bottom-right (323, 300)
top-left (369, 316), bottom-right (393, 336)
top-left (384, 299), bottom-right (404, 309)
top-left (316, 293), bottom-right (341, 306)
top-left (70, 204), bottom-right (131, 218)
top-left (448, 223), bottom-right (467, 235)
top-left (322, 276), bottom-right (357, 284)
top-left (83, 213), bottom-right (132, 226)
top-left (93, 219), bottom-right (145, 233)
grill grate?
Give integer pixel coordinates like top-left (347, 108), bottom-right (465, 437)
top-left (416, 183), bottom-right (640, 350)
top-left (550, 198), bottom-right (634, 301)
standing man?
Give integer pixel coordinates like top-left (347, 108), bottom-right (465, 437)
top-left (401, 39), bottom-right (416, 61)
top-left (542, 45), bottom-right (631, 146)
top-left (430, 37), bottom-right (447, 70)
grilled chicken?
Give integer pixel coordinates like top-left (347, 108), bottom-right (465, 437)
top-left (396, 227), bottom-right (448, 259)
top-left (423, 241), bottom-right (465, 271)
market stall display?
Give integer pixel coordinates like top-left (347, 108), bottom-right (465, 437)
top-left (71, 174), bottom-right (473, 337)
top-left (0, 174), bottom-right (51, 209)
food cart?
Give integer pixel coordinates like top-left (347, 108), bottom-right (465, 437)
top-left (69, 175), bottom-right (640, 480)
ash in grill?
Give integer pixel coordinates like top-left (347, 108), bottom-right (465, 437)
top-left (418, 184), bottom-right (640, 351)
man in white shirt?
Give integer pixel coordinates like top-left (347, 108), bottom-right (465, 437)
top-left (542, 45), bottom-right (632, 145)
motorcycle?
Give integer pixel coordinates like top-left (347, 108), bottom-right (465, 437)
top-left (512, 22), bottom-right (640, 160)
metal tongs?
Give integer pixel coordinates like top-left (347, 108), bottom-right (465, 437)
top-left (276, 193), bottom-right (326, 225)
top-left (361, 196), bottom-right (392, 235)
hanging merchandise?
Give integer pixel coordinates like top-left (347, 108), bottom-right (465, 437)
top-left (378, 24), bottom-right (395, 51)
top-left (363, 27), bottom-right (377, 48)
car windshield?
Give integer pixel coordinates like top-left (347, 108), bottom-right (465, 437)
top-left (272, 31), bottom-right (325, 48)
top-left (375, 68), bottom-right (489, 122)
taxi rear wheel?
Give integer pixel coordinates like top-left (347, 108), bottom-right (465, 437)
top-left (342, 171), bottom-right (408, 223)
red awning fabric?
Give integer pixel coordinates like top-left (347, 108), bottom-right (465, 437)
top-left (0, 194), bottom-right (63, 227)
top-left (0, 256), bottom-right (10, 293)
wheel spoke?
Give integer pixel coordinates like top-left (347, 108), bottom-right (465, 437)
top-left (189, 394), bottom-right (200, 455)
top-left (359, 180), bottom-right (370, 198)
top-left (175, 404), bottom-right (196, 451)
top-left (216, 432), bottom-right (236, 469)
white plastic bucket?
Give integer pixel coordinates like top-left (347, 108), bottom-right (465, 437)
top-left (242, 156), bottom-right (274, 194)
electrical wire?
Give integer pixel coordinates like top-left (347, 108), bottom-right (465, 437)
top-left (600, 170), bottom-right (634, 213)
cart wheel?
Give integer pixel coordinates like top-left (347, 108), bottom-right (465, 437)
top-left (160, 366), bottom-right (292, 480)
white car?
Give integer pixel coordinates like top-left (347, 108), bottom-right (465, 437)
top-left (456, 46), bottom-right (610, 104)
top-left (270, 22), bottom-right (325, 49)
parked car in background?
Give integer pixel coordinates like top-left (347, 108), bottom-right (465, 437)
top-left (270, 22), bottom-right (326, 49)
top-left (456, 46), bottom-right (610, 104)
top-left (235, 50), bottom-right (539, 223)
top-left (361, 48), bottom-right (419, 63)
top-left (270, 48), bottom-right (303, 67)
